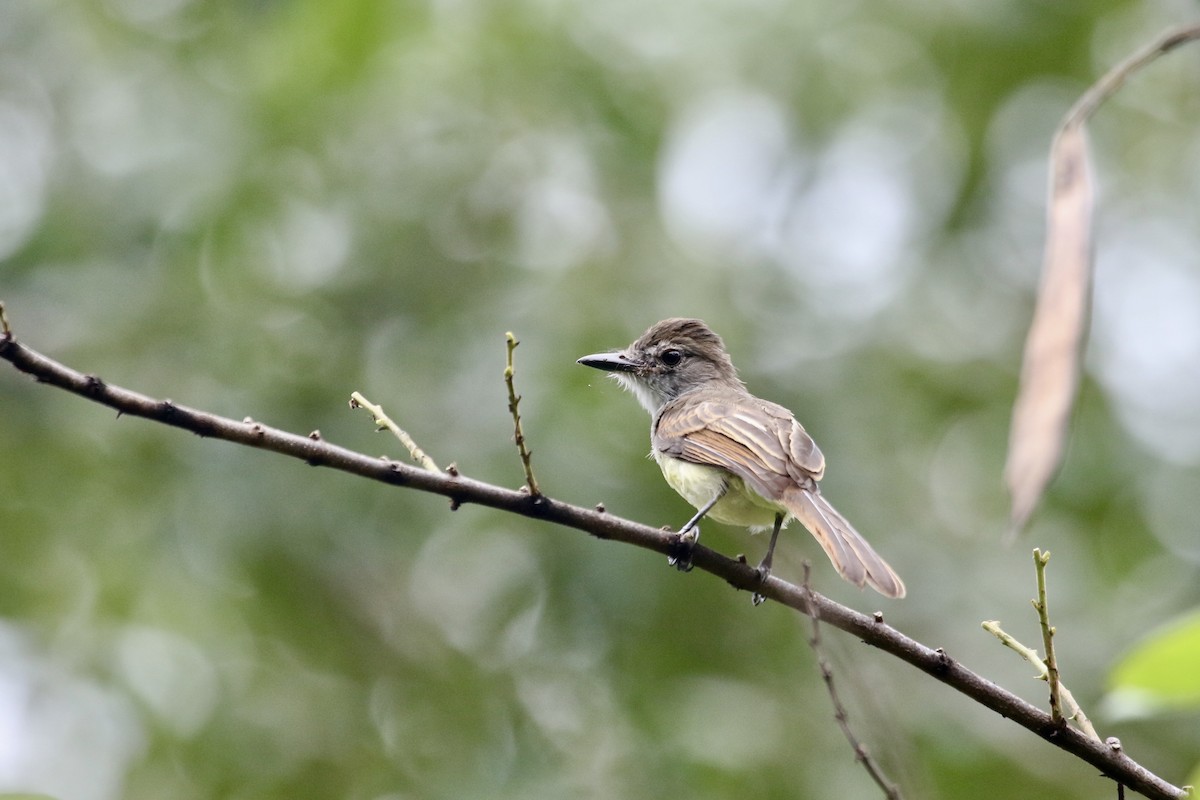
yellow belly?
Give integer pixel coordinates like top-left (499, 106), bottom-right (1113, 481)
top-left (655, 454), bottom-right (783, 531)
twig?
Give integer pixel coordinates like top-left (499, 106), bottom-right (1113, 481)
top-left (1033, 549), bottom-right (1064, 728)
top-left (981, 620), bottom-right (1100, 741)
top-left (1062, 24), bottom-right (1200, 129)
top-left (0, 323), bottom-right (1186, 800)
top-left (348, 391), bottom-right (439, 472)
top-left (803, 563), bottom-right (903, 799)
top-left (504, 331), bottom-right (540, 496)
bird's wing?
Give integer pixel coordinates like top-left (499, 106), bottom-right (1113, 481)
top-left (653, 394), bottom-right (825, 500)
top-left (753, 397), bottom-right (826, 481)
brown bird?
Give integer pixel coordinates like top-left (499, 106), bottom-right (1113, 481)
top-left (577, 318), bottom-right (905, 601)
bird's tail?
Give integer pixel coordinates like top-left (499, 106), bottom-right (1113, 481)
top-left (782, 486), bottom-right (906, 599)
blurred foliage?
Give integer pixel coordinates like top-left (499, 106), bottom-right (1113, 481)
top-left (2, 0), bottom-right (1200, 798)
top-left (1108, 609), bottom-right (1200, 714)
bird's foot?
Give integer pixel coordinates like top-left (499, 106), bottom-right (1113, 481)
top-left (667, 526), bottom-right (699, 572)
top-left (751, 562), bottom-right (773, 606)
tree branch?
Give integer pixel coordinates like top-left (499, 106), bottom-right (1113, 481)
top-left (348, 390), bottom-right (440, 471)
top-left (803, 563), bottom-right (903, 799)
top-left (0, 319), bottom-right (1186, 800)
top-left (504, 331), bottom-right (540, 496)
top-left (982, 620), bottom-right (1099, 741)
top-left (1033, 548), bottom-right (1065, 729)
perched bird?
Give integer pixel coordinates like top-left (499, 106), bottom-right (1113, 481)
top-left (578, 318), bottom-right (905, 601)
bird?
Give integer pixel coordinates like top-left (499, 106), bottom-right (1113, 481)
top-left (577, 317), bottom-right (905, 601)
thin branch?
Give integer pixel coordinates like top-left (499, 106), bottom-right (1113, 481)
top-left (1063, 24), bottom-right (1200, 129)
top-left (803, 563), bottom-right (903, 799)
top-left (348, 390), bottom-right (439, 471)
top-left (1033, 548), bottom-right (1064, 728)
top-left (981, 620), bottom-right (1099, 741)
top-left (504, 331), bottom-right (540, 496)
top-left (0, 320), bottom-right (1186, 800)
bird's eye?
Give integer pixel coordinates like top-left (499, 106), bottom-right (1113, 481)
top-left (660, 348), bottom-right (683, 367)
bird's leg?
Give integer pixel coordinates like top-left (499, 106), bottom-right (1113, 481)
top-left (751, 512), bottom-right (785, 605)
top-left (668, 489), bottom-right (724, 572)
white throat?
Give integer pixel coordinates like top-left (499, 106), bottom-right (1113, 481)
top-left (613, 373), bottom-right (665, 416)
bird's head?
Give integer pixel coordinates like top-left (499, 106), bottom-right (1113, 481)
top-left (577, 318), bottom-right (741, 414)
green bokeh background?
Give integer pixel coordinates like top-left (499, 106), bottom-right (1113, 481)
top-left (3, 1), bottom-right (1200, 798)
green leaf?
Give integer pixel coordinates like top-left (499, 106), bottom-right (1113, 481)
top-left (1107, 608), bottom-right (1200, 717)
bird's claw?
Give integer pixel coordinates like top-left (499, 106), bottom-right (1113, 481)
top-left (751, 564), bottom-right (772, 606)
top-left (667, 527), bottom-right (699, 572)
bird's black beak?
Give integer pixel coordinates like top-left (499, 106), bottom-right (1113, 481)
top-left (576, 350), bottom-right (639, 373)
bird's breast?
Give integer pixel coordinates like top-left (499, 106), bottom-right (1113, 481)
top-left (653, 452), bottom-right (782, 530)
